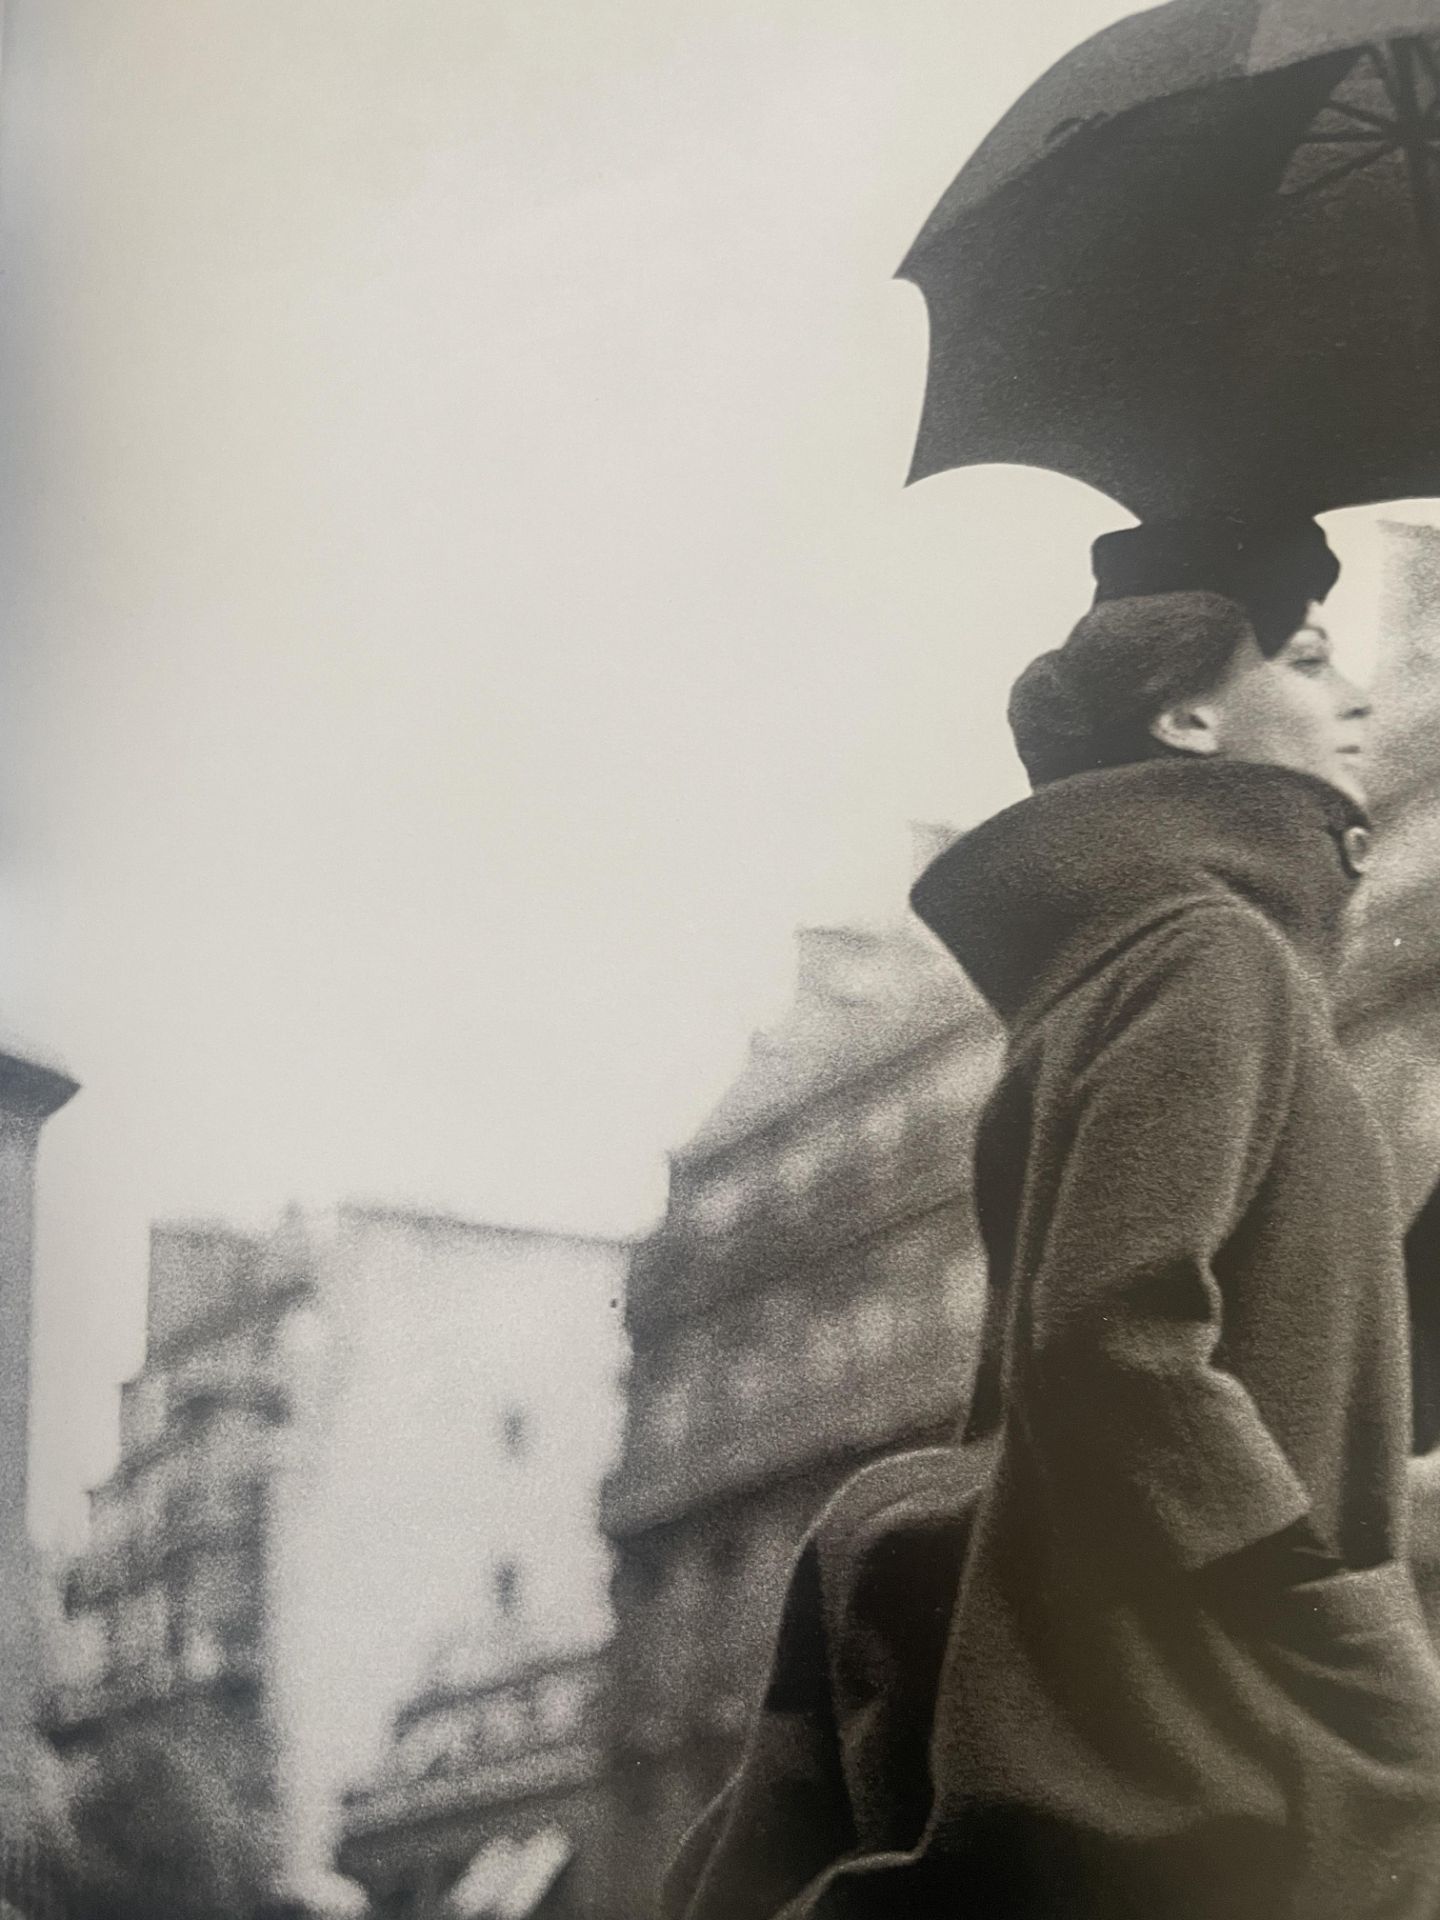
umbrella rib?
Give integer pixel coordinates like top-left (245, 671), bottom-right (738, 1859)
top-left (1410, 34), bottom-right (1440, 101)
top-left (1319, 101), bottom-right (1396, 133)
top-left (1404, 38), bottom-right (1440, 138)
top-left (1381, 36), bottom-right (1440, 309)
top-left (1353, 44), bottom-right (1393, 98)
top-left (1281, 140), bottom-right (1398, 200)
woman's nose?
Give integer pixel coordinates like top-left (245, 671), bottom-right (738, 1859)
top-left (1338, 677), bottom-right (1372, 721)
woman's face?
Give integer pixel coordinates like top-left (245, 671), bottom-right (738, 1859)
top-left (1154, 610), bottom-right (1372, 806)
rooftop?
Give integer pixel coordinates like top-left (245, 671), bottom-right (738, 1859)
top-left (676, 905), bottom-right (994, 1166)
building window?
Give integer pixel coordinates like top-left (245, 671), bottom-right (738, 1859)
top-left (651, 1381), bottom-right (688, 1447)
top-left (704, 1524), bottom-right (742, 1587)
top-left (693, 1174), bottom-right (745, 1235)
top-left (856, 1293), bottom-right (897, 1358)
top-left (808, 1309), bottom-right (852, 1381)
top-left (131, 1471), bottom-right (164, 1545)
top-left (92, 1488), bottom-right (126, 1551)
top-left (815, 1110), bottom-right (854, 1172)
top-left (182, 1627), bottom-right (223, 1683)
top-left (165, 1585), bottom-right (186, 1665)
top-left (121, 1374), bottom-right (168, 1457)
top-left (493, 1559), bottom-right (522, 1618)
top-left (863, 1091), bottom-right (910, 1154)
top-left (914, 1053), bottom-right (970, 1160)
top-left (778, 1136), bottom-right (822, 1196)
top-left (500, 1407), bottom-right (529, 1460)
top-left (943, 1258), bottom-right (981, 1318)
top-left (480, 1689), bottom-right (528, 1751)
top-left (535, 1671), bottom-right (586, 1737)
top-left (398, 1712), bottom-right (463, 1782)
top-left (627, 1547), bottom-right (666, 1606)
top-left (273, 1304), bottom-right (329, 1392)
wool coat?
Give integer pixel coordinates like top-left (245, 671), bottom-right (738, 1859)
top-left (665, 757), bottom-right (1440, 1920)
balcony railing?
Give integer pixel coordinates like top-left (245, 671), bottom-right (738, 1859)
top-left (64, 1536), bottom-right (135, 1612)
top-left (341, 1739), bottom-right (602, 1839)
top-left (114, 1381), bottom-right (290, 1487)
top-left (65, 1489), bottom-right (266, 1612)
top-left (42, 1641), bottom-right (263, 1738)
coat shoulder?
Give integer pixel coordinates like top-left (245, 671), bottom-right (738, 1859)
top-left (1123, 895), bottom-right (1300, 973)
top-left (1094, 897), bottom-right (1315, 1029)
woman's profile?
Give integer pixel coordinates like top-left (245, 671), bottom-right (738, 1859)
top-left (665, 518), bottom-right (1440, 1920)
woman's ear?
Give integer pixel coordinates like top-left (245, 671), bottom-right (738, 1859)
top-left (1148, 701), bottom-right (1220, 758)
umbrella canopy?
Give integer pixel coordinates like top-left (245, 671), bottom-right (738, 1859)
top-left (901, 0), bottom-right (1440, 519)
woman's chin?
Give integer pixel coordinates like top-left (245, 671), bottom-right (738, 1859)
top-left (1331, 759), bottom-right (1368, 809)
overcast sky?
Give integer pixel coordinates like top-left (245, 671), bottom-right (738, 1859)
top-left (0, 0), bottom-right (1419, 1541)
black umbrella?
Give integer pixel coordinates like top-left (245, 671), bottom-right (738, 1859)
top-left (901, 0), bottom-right (1440, 519)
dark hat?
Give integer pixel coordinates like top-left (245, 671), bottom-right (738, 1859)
top-left (1091, 515), bottom-right (1340, 650)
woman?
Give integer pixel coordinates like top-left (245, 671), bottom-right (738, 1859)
top-left (666, 517), bottom-right (1440, 1920)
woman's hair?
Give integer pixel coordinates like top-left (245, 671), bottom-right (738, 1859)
top-left (1007, 515), bottom-right (1342, 790)
top-left (1008, 591), bottom-right (1254, 789)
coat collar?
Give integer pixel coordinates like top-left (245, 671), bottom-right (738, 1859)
top-left (911, 758), bottom-right (1369, 1028)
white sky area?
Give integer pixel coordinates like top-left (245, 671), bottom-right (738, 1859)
top-left (0, 0), bottom-right (1434, 1542)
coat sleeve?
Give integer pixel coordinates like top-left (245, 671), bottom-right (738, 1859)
top-left (1026, 905), bottom-right (1313, 1573)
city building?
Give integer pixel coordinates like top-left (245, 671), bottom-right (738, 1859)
top-left (593, 863), bottom-right (1004, 1916)
top-left (0, 1040), bottom-right (79, 1830)
top-left (45, 1205), bottom-right (627, 1916)
top-left (46, 1217), bottom-right (296, 1914)
top-left (338, 1634), bottom-right (609, 1919)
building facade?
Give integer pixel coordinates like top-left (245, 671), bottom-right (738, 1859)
top-left (338, 1644), bottom-right (609, 1919)
top-left (45, 1217), bottom-right (318, 1909)
top-left (46, 1206), bottom-right (627, 1916)
top-left (594, 890), bottom-right (1003, 1916)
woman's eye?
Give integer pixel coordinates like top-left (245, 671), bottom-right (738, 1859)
top-left (1290, 653), bottom-right (1328, 675)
